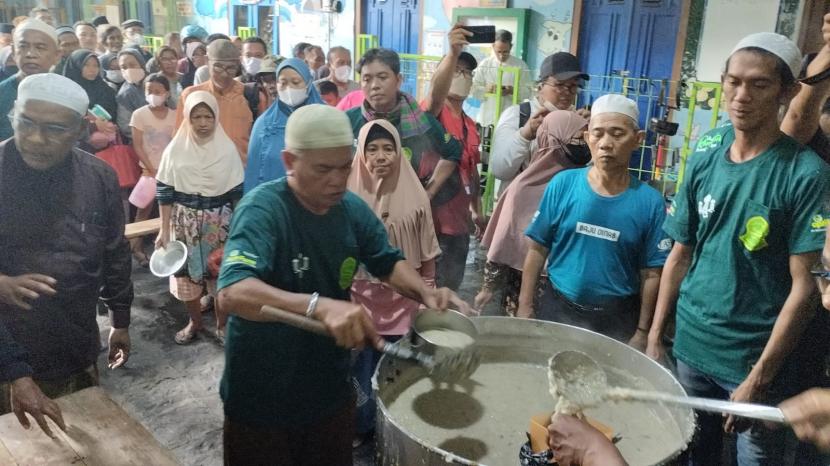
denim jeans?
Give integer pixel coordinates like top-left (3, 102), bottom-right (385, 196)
top-left (676, 360), bottom-right (796, 466)
top-left (352, 335), bottom-right (402, 435)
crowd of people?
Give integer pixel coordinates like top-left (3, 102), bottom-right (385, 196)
top-left (0, 7), bottom-right (829, 466)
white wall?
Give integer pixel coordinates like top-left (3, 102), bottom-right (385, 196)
top-left (696, 0), bottom-right (781, 82)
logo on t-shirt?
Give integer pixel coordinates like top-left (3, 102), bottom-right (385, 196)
top-left (576, 222), bottom-right (620, 242)
top-left (339, 257), bottom-right (357, 289)
top-left (698, 194), bottom-right (716, 219)
top-left (292, 254), bottom-right (310, 278)
top-left (658, 238), bottom-right (672, 251)
top-left (811, 214), bottom-right (830, 233)
top-left (739, 216), bottom-right (770, 252)
top-left (695, 133), bottom-right (723, 153)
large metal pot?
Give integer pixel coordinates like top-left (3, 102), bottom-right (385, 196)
top-left (374, 317), bottom-right (695, 466)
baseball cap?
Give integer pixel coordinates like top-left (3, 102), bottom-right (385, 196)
top-left (121, 19), bottom-right (144, 30)
top-left (539, 52), bottom-right (589, 82)
top-left (90, 15), bottom-right (109, 28)
top-left (258, 55), bottom-right (280, 74)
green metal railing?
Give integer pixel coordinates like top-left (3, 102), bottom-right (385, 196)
top-left (678, 81), bottom-right (723, 186)
top-left (480, 66), bottom-right (524, 215)
top-left (144, 36), bottom-right (164, 55)
top-left (237, 27), bottom-right (257, 39)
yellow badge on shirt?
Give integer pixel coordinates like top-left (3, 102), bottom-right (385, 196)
top-left (339, 257), bottom-right (357, 289)
top-left (739, 216), bottom-right (769, 252)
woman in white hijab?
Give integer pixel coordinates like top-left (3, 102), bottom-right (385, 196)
top-left (155, 90), bottom-right (244, 345)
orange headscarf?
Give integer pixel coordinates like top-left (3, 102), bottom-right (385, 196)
top-left (348, 120), bottom-right (441, 269)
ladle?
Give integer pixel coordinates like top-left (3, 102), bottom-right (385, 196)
top-left (549, 350), bottom-right (787, 424)
top-left (259, 305), bottom-right (480, 382)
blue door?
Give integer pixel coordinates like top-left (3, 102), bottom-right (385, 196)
top-left (362, 0), bottom-right (419, 53)
top-left (362, 0), bottom-right (420, 95)
top-left (577, 0), bottom-right (682, 176)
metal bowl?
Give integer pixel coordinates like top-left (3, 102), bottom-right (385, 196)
top-left (410, 309), bottom-right (479, 356)
top-left (149, 240), bottom-right (188, 278)
top-left (376, 317), bottom-right (695, 466)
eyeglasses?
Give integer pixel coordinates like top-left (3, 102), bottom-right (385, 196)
top-left (455, 69), bottom-right (474, 79)
top-left (211, 62), bottom-right (238, 75)
top-left (8, 112), bottom-right (76, 138)
top-left (542, 80), bottom-right (580, 93)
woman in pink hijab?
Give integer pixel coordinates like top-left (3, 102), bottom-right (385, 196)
top-left (476, 110), bottom-right (589, 316)
top-left (347, 119), bottom-right (442, 444)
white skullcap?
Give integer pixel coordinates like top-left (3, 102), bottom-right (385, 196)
top-left (18, 73), bottom-right (89, 116)
top-left (592, 94), bottom-right (639, 122)
top-left (13, 18), bottom-right (57, 44)
top-left (285, 104), bottom-right (354, 150)
top-left (731, 32), bottom-right (801, 80)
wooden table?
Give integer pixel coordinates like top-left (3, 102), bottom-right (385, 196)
top-left (124, 218), bottom-right (161, 240)
top-left (0, 387), bottom-right (179, 465)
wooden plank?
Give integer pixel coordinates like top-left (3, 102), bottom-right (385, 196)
top-left (0, 387), bottom-right (179, 466)
top-left (124, 217), bottom-right (161, 240)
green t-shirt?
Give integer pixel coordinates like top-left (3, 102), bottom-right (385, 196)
top-left (664, 126), bottom-right (830, 384)
top-left (217, 178), bottom-right (404, 427)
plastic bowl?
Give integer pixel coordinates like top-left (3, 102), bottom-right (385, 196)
top-left (149, 240), bottom-right (188, 277)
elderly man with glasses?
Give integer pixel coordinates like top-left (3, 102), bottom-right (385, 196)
top-left (490, 52), bottom-right (590, 190)
top-left (176, 39), bottom-right (253, 163)
top-left (0, 73), bottom-right (133, 434)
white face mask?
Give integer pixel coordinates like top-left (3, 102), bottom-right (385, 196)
top-left (333, 65), bottom-right (351, 82)
top-left (449, 75), bottom-right (473, 98)
top-left (106, 70), bottom-right (124, 83)
top-left (128, 34), bottom-right (145, 47)
top-left (242, 57), bottom-right (262, 75)
top-left (279, 86), bottom-right (308, 107)
top-left (146, 93), bottom-right (167, 108)
top-left (123, 68), bottom-right (146, 84)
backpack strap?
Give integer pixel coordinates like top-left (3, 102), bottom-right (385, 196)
top-left (518, 101), bottom-right (532, 129)
top-left (242, 82), bottom-right (260, 119)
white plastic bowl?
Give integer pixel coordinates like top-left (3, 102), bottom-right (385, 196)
top-left (149, 240), bottom-right (188, 277)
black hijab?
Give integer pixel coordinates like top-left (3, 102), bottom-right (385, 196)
top-left (63, 49), bottom-right (118, 119)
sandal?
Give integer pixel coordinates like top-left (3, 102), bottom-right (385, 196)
top-left (214, 328), bottom-right (225, 347)
top-left (174, 326), bottom-right (199, 345)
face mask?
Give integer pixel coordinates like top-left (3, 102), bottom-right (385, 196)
top-left (242, 57), bottom-right (262, 75)
top-left (449, 75), bottom-right (473, 98)
top-left (106, 70), bottom-right (124, 83)
top-left (279, 86), bottom-right (308, 107)
top-left (146, 93), bottom-right (167, 108)
top-left (123, 68), bottom-right (146, 84)
top-left (565, 143), bottom-right (591, 165)
top-left (333, 65), bottom-right (351, 82)
top-left (128, 34), bottom-right (144, 47)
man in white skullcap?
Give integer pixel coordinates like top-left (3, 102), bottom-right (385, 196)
top-left (647, 32), bottom-right (830, 466)
top-left (518, 95), bottom-right (670, 348)
top-left (0, 18), bottom-right (58, 140)
top-left (0, 74), bottom-right (133, 435)
top-left (217, 104), bottom-right (470, 465)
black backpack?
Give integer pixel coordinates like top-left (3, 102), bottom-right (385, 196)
top-left (243, 83), bottom-right (260, 120)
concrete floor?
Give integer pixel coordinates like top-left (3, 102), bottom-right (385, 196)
top-left (94, 239), bottom-right (492, 466)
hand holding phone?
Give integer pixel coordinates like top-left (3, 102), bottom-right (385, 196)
top-left (464, 25), bottom-right (496, 44)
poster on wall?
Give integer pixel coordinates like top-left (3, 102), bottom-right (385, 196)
top-left (423, 30), bottom-right (447, 57)
top-left (176, 2), bottom-right (193, 16)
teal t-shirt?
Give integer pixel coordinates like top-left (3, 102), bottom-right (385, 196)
top-left (664, 126), bottom-right (830, 384)
top-left (217, 178), bottom-right (404, 427)
top-left (0, 75), bottom-right (20, 141)
top-left (525, 167), bottom-right (671, 305)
